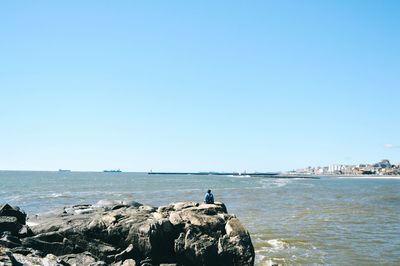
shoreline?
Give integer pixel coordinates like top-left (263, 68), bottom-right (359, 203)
top-left (280, 174), bottom-right (400, 179)
top-left (334, 175), bottom-right (400, 179)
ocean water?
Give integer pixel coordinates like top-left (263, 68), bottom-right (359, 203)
top-left (1, 171), bottom-right (399, 265)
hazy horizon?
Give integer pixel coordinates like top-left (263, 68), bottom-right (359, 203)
top-left (1, 1), bottom-right (399, 172)
top-left (0, 157), bottom-right (398, 173)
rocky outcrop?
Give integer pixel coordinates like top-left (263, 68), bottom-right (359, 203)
top-left (0, 201), bottom-right (254, 266)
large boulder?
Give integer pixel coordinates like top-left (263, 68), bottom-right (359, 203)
top-left (0, 201), bottom-right (254, 265)
top-left (0, 216), bottom-right (21, 235)
top-left (0, 204), bottom-right (26, 225)
top-left (217, 218), bottom-right (254, 266)
top-left (0, 204), bottom-right (32, 238)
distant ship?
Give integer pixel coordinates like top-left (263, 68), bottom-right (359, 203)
top-left (58, 169), bottom-right (71, 172)
top-left (103, 169), bottom-right (122, 173)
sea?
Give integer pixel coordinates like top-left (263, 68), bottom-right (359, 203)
top-left (1, 171), bottom-right (399, 265)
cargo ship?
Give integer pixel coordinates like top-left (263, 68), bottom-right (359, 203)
top-left (103, 169), bottom-right (122, 173)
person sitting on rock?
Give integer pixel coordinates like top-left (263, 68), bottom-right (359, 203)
top-left (204, 189), bottom-right (214, 204)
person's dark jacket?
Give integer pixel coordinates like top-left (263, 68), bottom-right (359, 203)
top-left (204, 192), bottom-right (214, 204)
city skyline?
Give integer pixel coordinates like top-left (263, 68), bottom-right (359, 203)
top-left (1, 1), bottom-right (399, 172)
top-left (290, 158), bottom-right (400, 176)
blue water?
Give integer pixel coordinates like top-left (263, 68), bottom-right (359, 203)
top-left (1, 171), bottom-right (400, 265)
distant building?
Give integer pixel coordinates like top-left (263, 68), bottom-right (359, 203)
top-left (374, 159), bottom-right (391, 168)
top-left (314, 167), bottom-right (326, 174)
top-left (328, 164), bottom-right (345, 174)
top-left (342, 165), bottom-right (356, 175)
top-left (291, 159), bottom-right (398, 176)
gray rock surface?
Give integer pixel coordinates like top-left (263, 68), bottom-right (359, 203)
top-left (0, 201), bottom-right (254, 265)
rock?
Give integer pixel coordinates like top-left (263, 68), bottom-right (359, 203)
top-left (0, 232), bottom-right (21, 248)
top-left (0, 246), bottom-right (14, 265)
top-left (198, 202), bottom-right (228, 215)
top-left (140, 257), bottom-right (153, 265)
top-left (74, 208), bottom-right (95, 215)
top-left (218, 233), bottom-right (255, 266)
top-left (10, 246), bottom-right (43, 257)
top-left (0, 216), bottom-right (22, 235)
top-left (169, 206), bottom-right (226, 234)
top-left (0, 204), bottom-right (27, 225)
top-left (122, 200), bottom-right (143, 208)
top-left (0, 201), bottom-right (255, 266)
top-left (11, 252), bottom-right (66, 265)
top-left (95, 200), bottom-right (121, 207)
top-left (123, 259), bottom-right (137, 266)
top-left (18, 224), bottom-right (34, 238)
top-left (60, 252), bottom-right (105, 266)
top-left (43, 253), bottom-right (66, 265)
top-left (20, 232), bottom-right (76, 256)
top-left (72, 204), bottom-right (92, 209)
top-left (113, 244), bottom-right (135, 263)
top-left (63, 204), bottom-right (96, 215)
top-left (157, 205), bottom-right (174, 213)
top-left (174, 228), bottom-right (219, 266)
top-left (225, 218), bottom-right (248, 237)
top-left (138, 205), bottom-right (156, 212)
top-left (173, 202), bottom-right (199, 211)
top-left (112, 259), bottom-right (137, 266)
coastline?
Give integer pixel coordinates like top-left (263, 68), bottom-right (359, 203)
top-left (334, 175), bottom-right (400, 179)
top-left (280, 173), bottom-right (400, 179)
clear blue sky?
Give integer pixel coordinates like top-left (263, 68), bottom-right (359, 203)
top-left (0, 1), bottom-right (399, 171)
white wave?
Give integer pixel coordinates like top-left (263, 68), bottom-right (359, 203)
top-left (230, 175), bottom-right (251, 178)
top-left (258, 178), bottom-right (292, 189)
top-left (274, 179), bottom-right (291, 187)
top-left (254, 254), bottom-right (266, 265)
top-left (265, 258), bottom-right (286, 266)
top-left (267, 239), bottom-right (287, 251)
top-left (255, 253), bottom-right (286, 266)
top-left (33, 192), bottom-right (73, 199)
